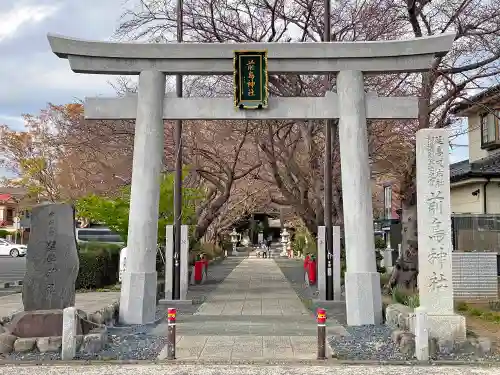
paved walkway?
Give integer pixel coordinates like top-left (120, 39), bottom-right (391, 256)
top-left (156, 258), bottom-right (348, 360)
top-left (0, 291), bottom-right (120, 318)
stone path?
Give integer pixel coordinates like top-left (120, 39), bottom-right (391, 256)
top-left (0, 291), bottom-right (120, 318)
top-left (156, 258), bottom-right (348, 360)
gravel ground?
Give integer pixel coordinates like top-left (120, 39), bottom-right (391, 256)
top-left (4, 257), bottom-right (244, 361)
top-left (328, 325), bottom-right (406, 361)
top-left (276, 258), bottom-right (500, 363)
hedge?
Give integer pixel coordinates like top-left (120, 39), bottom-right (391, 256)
top-left (76, 242), bottom-right (121, 290)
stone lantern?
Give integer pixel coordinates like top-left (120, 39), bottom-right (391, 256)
top-left (230, 229), bottom-right (239, 256)
top-left (280, 228), bottom-right (290, 257)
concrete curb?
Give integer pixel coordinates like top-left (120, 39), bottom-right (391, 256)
top-left (0, 281), bottom-right (23, 289)
top-left (0, 359), bottom-right (499, 367)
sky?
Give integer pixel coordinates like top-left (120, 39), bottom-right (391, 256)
top-left (0, 0), bottom-right (469, 179)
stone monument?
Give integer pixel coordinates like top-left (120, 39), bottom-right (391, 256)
top-left (22, 203), bottom-right (79, 311)
top-left (416, 128), bottom-right (466, 343)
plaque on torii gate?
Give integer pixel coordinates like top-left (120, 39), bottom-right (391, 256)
top-left (47, 33), bottom-right (455, 326)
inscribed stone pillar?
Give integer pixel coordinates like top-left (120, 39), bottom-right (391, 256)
top-left (163, 224), bottom-right (189, 302)
top-left (164, 225), bottom-right (174, 300)
top-left (416, 128), bottom-right (465, 342)
top-left (61, 307), bottom-right (77, 360)
top-left (119, 70), bottom-right (165, 325)
top-left (332, 226), bottom-right (342, 301)
top-left (22, 203), bottom-right (79, 311)
top-left (318, 226), bottom-right (342, 301)
top-left (180, 225), bottom-right (189, 300)
top-left (337, 70), bottom-right (382, 326)
top-left (119, 247), bottom-right (127, 283)
top-left (317, 226), bottom-right (326, 300)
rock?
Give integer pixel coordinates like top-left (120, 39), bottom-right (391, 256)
top-left (385, 304), bottom-right (413, 329)
top-left (36, 336), bottom-right (62, 353)
top-left (89, 312), bottom-right (104, 325)
top-left (0, 324), bottom-right (6, 334)
top-left (13, 337), bottom-right (36, 352)
top-left (429, 337), bottom-right (439, 358)
top-left (475, 337), bottom-right (492, 355)
top-left (22, 203), bottom-right (79, 311)
top-left (111, 302), bottom-right (119, 321)
top-left (81, 331), bottom-right (106, 354)
top-left (391, 329), bottom-right (404, 345)
top-left (8, 310), bottom-right (85, 337)
top-left (100, 308), bottom-right (112, 324)
top-left (76, 335), bottom-right (83, 351)
top-left (439, 339), bottom-right (455, 355)
top-left (104, 305), bottom-right (116, 324)
top-left (0, 332), bottom-right (17, 354)
top-left (399, 332), bottom-right (415, 357)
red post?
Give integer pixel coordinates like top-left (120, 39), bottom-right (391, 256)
top-left (194, 260), bottom-right (203, 282)
top-left (167, 308), bottom-right (176, 360)
top-left (317, 308), bottom-right (326, 359)
top-left (304, 255), bottom-right (311, 269)
top-left (308, 258), bottom-right (317, 285)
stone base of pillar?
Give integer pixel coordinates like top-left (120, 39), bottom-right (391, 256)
top-left (344, 271), bottom-right (382, 326)
top-left (409, 313), bottom-right (466, 344)
top-left (119, 271), bottom-right (158, 325)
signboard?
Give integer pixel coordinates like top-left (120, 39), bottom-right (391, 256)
top-left (233, 50), bottom-right (268, 109)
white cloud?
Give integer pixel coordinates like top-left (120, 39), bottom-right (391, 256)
top-left (0, 114), bottom-right (25, 130)
top-left (0, 3), bottom-right (60, 42)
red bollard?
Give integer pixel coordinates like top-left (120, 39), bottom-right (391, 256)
top-left (304, 255), bottom-right (311, 270)
top-left (308, 258), bottom-right (317, 285)
top-left (194, 260), bottom-right (204, 283)
top-left (166, 308), bottom-right (176, 360)
top-left (317, 308), bottom-right (327, 359)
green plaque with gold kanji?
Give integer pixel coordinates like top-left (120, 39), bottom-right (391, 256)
top-left (234, 50), bottom-right (268, 110)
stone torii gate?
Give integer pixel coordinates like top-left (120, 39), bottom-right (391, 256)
top-left (48, 33), bottom-right (455, 326)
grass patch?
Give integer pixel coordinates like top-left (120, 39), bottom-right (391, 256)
top-left (391, 285), bottom-right (420, 308)
top-left (455, 300), bottom-right (500, 323)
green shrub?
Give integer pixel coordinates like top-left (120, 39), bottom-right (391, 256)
top-left (374, 236), bottom-right (386, 249)
top-left (391, 285), bottom-right (419, 307)
top-left (76, 243), bottom-right (121, 290)
top-left (468, 308), bottom-right (483, 317)
top-left (189, 241), bottom-right (224, 266)
top-left (456, 301), bottom-right (469, 312)
top-left (0, 229), bottom-right (10, 238)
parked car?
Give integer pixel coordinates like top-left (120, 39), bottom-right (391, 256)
top-left (75, 227), bottom-right (124, 246)
top-left (0, 238), bottom-right (27, 257)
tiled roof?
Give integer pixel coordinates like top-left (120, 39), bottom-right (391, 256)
top-left (450, 153), bottom-right (500, 182)
top-left (450, 84), bottom-right (500, 115)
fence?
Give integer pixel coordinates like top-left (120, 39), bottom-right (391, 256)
top-left (452, 214), bottom-right (500, 252)
top-left (452, 252), bottom-right (498, 299)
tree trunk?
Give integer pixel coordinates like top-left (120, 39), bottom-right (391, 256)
top-left (193, 192), bottom-right (231, 243)
top-left (385, 193), bottom-right (419, 291)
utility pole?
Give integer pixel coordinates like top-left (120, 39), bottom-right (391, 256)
top-left (323, 0), bottom-right (334, 301)
top-left (173, 0), bottom-right (184, 300)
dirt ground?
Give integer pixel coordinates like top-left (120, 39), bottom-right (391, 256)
top-left (458, 300), bottom-right (500, 353)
